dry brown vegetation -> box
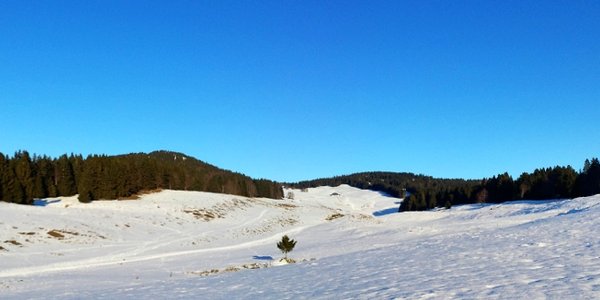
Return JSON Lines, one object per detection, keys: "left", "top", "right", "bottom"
{"left": 326, "top": 213, "right": 345, "bottom": 221}
{"left": 5, "top": 240, "right": 21, "bottom": 246}
{"left": 47, "top": 230, "right": 65, "bottom": 239}
{"left": 277, "top": 203, "right": 298, "bottom": 210}
{"left": 183, "top": 208, "right": 218, "bottom": 221}
{"left": 189, "top": 263, "right": 270, "bottom": 277}
{"left": 184, "top": 198, "right": 252, "bottom": 221}
{"left": 4, "top": 240, "right": 22, "bottom": 246}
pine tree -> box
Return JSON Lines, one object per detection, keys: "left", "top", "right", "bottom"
{"left": 56, "top": 155, "right": 77, "bottom": 196}
{"left": 77, "top": 156, "right": 97, "bottom": 203}
{"left": 77, "top": 170, "right": 93, "bottom": 203}
{"left": 14, "top": 151, "right": 35, "bottom": 203}
{"left": 3, "top": 165, "right": 26, "bottom": 204}
{"left": 277, "top": 235, "right": 297, "bottom": 260}
{"left": 583, "top": 159, "right": 592, "bottom": 173}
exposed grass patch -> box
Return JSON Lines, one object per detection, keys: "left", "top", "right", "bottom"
{"left": 183, "top": 209, "right": 218, "bottom": 221}
{"left": 188, "top": 259, "right": 315, "bottom": 277}
{"left": 183, "top": 198, "right": 251, "bottom": 221}
{"left": 326, "top": 213, "right": 345, "bottom": 221}
{"left": 47, "top": 229, "right": 80, "bottom": 238}
{"left": 277, "top": 203, "right": 298, "bottom": 210}
{"left": 4, "top": 240, "right": 22, "bottom": 246}
{"left": 189, "top": 263, "right": 270, "bottom": 277}
{"left": 47, "top": 230, "right": 65, "bottom": 239}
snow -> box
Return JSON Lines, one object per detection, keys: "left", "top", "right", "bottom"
{"left": 1, "top": 185, "right": 600, "bottom": 299}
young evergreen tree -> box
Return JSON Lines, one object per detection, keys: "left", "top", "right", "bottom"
{"left": 277, "top": 235, "right": 297, "bottom": 259}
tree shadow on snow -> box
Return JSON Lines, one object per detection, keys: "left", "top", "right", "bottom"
{"left": 372, "top": 207, "right": 398, "bottom": 217}
{"left": 33, "top": 199, "right": 62, "bottom": 206}
{"left": 252, "top": 255, "right": 273, "bottom": 261}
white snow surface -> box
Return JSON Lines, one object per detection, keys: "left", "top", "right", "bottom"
{"left": 1, "top": 185, "right": 600, "bottom": 299}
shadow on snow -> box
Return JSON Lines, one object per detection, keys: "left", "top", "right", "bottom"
{"left": 252, "top": 255, "right": 273, "bottom": 261}
{"left": 33, "top": 199, "right": 62, "bottom": 207}
{"left": 372, "top": 207, "right": 399, "bottom": 217}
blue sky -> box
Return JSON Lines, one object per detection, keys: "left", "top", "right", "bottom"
{"left": 1, "top": 1, "right": 599, "bottom": 182}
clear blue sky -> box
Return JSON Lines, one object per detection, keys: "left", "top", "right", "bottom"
{"left": 1, "top": 1, "right": 599, "bottom": 182}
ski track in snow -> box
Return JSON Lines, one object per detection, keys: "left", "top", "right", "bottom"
{"left": 1, "top": 185, "right": 600, "bottom": 299}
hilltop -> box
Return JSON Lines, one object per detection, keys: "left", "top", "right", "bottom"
{"left": 0, "top": 150, "right": 282, "bottom": 205}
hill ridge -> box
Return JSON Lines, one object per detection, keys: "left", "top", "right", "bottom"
{"left": 0, "top": 150, "right": 283, "bottom": 205}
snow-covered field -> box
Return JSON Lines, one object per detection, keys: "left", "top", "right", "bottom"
{"left": 1, "top": 185, "right": 599, "bottom": 299}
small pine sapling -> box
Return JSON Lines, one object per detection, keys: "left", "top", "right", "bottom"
{"left": 277, "top": 235, "right": 297, "bottom": 260}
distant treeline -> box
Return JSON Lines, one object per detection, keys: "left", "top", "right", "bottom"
{"left": 0, "top": 150, "right": 283, "bottom": 204}
{"left": 291, "top": 158, "right": 600, "bottom": 212}
{"left": 292, "top": 171, "right": 477, "bottom": 199}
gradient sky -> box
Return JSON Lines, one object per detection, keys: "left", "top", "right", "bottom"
{"left": 1, "top": 1, "right": 599, "bottom": 182}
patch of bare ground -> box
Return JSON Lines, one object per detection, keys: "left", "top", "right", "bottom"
{"left": 189, "top": 263, "right": 269, "bottom": 277}
{"left": 190, "top": 269, "right": 220, "bottom": 276}
{"left": 47, "top": 230, "right": 65, "bottom": 239}
{"left": 4, "top": 240, "right": 22, "bottom": 246}
{"left": 47, "top": 229, "right": 79, "bottom": 239}
{"left": 280, "top": 217, "right": 298, "bottom": 226}
{"left": 189, "top": 258, "right": 316, "bottom": 277}
{"left": 0, "top": 246, "right": 6, "bottom": 251}
{"left": 183, "top": 208, "right": 218, "bottom": 221}
{"left": 46, "top": 229, "right": 105, "bottom": 243}
{"left": 18, "top": 232, "right": 36, "bottom": 236}
{"left": 184, "top": 198, "right": 252, "bottom": 221}
{"left": 350, "top": 213, "right": 381, "bottom": 224}
{"left": 277, "top": 203, "right": 298, "bottom": 210}
{"left": 326, "top": 213, "right": 345, "bottom": 221}
{"left": 242, "top": 217, "right": 299, "bottom": 235}
{"left": 353, "top": 214, "right": 375, "bottom": 220}
{"left": 87, "top": 230, "right": 107, "bottom": 239}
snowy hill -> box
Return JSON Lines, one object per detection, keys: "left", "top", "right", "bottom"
{"left": 1, "top": 185, "right": 600, "bottom": 299}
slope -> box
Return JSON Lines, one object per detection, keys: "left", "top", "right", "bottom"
{"left": 1, "top": 186, "right": 599, "bottom": 298}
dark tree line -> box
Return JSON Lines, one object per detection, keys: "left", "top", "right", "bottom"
{"left": 0, "top": 150, "right": 283, "bottom": 204}
{"left": 290, "top": 159, "right": 600, "bottom": 212}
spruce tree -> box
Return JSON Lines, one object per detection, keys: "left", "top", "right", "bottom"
{"left": 276, "top": 235, "right": 297, "bottom": 260}
{"left": 56, "top": 155, "right": 77, "bottom": 196}
{"left": 14, "top": 151, "right": 35, "bottom": 202}
{"left": 77, "top": 157, "right": 96, "bottom": 203}
{"left": 3, "top": 166, "right": 26, "bottom": 204}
